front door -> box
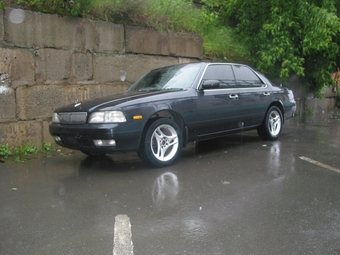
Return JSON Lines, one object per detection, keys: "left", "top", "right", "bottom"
{"left": 195, "top": 64, "right": 242, "bottom": 137}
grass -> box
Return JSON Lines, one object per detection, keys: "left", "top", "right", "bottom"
{"left": 0, "top": 142, "right": 74, "bottom": 163}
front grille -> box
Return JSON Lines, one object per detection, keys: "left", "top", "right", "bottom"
{"left": 58, "top": 112, "right": 87, "bottom": 124}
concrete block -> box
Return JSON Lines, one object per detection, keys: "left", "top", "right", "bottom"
{"left": 71, "top": 52, "right": 93, "bottom": 82}
{"left": 305, "top": 97, "right": 337, "bottom": 113}
{"left": 16, "top": 85, "right": 78, "bottom": 120}
{"left": 4, "top": 9, "right": 124, "bottom": 52}
{"left": 0, "top": 121, "right": 42, "bottom": 148}
{"left": 87, "top": 20, "right": 125, "bottom": 53}
{"left": 0, "top": 10, "right": 4, "bottom": 44}
{"left": 5, "top": 9, "right": 78, "bottom": 49}
{"left": 169, "top": 32, "right": 203, "bottom": 59}
{"left": 0, "top": 48, "right": 35, "bottom": 88}
{"left": 126, "top": 27, "right": 169, "bottom": 56}
{"left": 126, "top": 26, "right": 202, "bottom": 59}
{"left": 178, "top": 58, "right": 200, "bottom": 64}
{"left": 42, "top": 120, "right": 54, "bottom": 144}
{"left": 0, "top": 86, "right": 16, "bottom": 122}
{"left": 93, "top": 53, "right": 179, "bottom": 83}
{"left": 84, "top": 84, "right": 131, "bottom": 99}
{"left": 36, "top": 48, "right": 71, "bottom": 83}
{"left": 72, "top": 84, "right": 130, "bottom": 102}
{"left": 16, "top": 84, "right": 131, "bottom": 120}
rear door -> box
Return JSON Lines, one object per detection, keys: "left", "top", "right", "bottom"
{"left": 232, "top": 65, "right": 273, "bottom": 127}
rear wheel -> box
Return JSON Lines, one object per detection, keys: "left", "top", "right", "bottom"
{"left": 138, "top": 118, "right": 182, "bottom": 168}
{"left": 257, "top": 106, "right": 283, "bottom": 141}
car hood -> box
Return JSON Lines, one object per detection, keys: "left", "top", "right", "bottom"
{"left": 55, "top": 90, "right": 179, "bottom": 112}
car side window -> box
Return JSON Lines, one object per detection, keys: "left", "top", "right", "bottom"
{"left": 232, "top": 65, "right": 264, "bottom": 87}
{"left": 203, "top": 65, "right": 236, "bottom": 88}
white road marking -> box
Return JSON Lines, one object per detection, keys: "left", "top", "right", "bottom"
{"left": 299, "top": 156, "right": 340, "bottom": 174}
{"left": 113, "top": 214, "right": 134, "bottom": 255}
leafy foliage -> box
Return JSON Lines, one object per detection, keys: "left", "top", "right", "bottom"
{"left": 41, "top": 142, "right": 52, "bottom": 152}
{"left": 14, "top": 144, "right": 38, "bottom": 155}
{"left": 203, "top": 0, "right": 340, "bottom": 94}
{"left": 0, "top": 143, "right": 13, "bottom": 158}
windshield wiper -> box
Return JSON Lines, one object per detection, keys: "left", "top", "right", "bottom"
{"left": 138, "top": 88, "right": 161, "bottom": 92}
{"left": 163, "top": 88, "right": 184, "bottom": 90}
{"left": 138, "top": 88, "right": 184, "bottom": 92}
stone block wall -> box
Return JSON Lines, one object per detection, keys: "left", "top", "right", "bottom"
{"left": 282, "top": 75, "right": 338, "bottom": 116}
{"left": 0, "top": 9, "right": 203, "bottom": 148}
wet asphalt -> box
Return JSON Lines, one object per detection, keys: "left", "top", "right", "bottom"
{"left": 1, "top": 115, "right": 340, "bottom": 255}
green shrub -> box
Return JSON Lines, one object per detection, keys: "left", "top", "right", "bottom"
{"left": 14, "top": 144, "right": 38, "bottom": 156}
{"left": 0, "top": 144, "right": 13, "bottom": 158}
{"left": 41, "top": 142, "right": 52, "bottom": 152}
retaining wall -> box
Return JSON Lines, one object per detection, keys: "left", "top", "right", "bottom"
{"left": 0, "top": 9, "right": 202, "bottom": 148}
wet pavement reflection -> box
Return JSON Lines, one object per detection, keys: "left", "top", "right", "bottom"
{"left": 1, "top": 115, "right": 340, "bottom": 255}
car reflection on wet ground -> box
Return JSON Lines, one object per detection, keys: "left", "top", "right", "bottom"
{"left": 1, "top": 114, "right": 340, "bottom": 255}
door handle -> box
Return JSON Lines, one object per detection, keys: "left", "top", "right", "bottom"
{"left": 263, "top": 92, "right": 271, "bottom": 96}
{"left": 229, "top": 94, "right": 239, "bottom": 99}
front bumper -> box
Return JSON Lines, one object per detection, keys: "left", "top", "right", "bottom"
{"left": 49, "top": 122, "right": 143, "bottom": 153}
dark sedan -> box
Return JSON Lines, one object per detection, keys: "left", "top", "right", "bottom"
{"left": 50, "top": 62, "right": 296, "bottom": 167}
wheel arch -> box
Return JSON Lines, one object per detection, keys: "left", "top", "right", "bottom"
{"left": 142, "top": 109, "right": 187, "bottom": 147}
{"left": 267, "top": 100, "right": 284, "bottom": 123}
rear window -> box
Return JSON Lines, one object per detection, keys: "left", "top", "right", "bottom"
{"left": 233, "top": 65, "right": 264, "bottom": 87}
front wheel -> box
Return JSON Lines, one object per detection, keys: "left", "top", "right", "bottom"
{"left": 257, "top": 106, "right": 283, "bottom": 141}
{"left": 138, "top": 118, "right": 182, "bottom": 168}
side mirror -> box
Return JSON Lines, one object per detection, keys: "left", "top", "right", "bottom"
{"left": 201, "top": 80, "right": 220, "bottom": 90}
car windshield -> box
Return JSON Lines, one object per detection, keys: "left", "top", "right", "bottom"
{"left": 128, "top": 63, "right": 203, "bottom": 92}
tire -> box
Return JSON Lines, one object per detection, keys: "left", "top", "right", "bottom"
{"left": 81, "top": 150, "right": 106, "bottom": 157}
{"left": 257, "top": 106, "right": 283, "bottom": 141}
{"left": 138, "top": 118, "right": 182, "bottom": 168}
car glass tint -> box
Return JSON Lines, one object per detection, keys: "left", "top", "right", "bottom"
{"left": 203, "top": 65, "right": 236, "bottom": 88}
{"left": 233, "top": 65, "right": 264, "bottom": 87}
{"left": 129, "top": 64, "right": 202, "bottom": 92}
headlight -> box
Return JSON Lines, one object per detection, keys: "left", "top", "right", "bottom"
{"left": 52, "top": 113, "right": 60, "bottom": 123}
{"left": 89, "top": 111, "right": 127, "bottom": 123}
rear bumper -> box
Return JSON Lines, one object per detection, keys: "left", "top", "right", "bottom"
{"left": 285, "top": 101, "right": 296, "bottom": 120}
{"left": 49, "top": 122, "right": 143, "bottom": 153}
